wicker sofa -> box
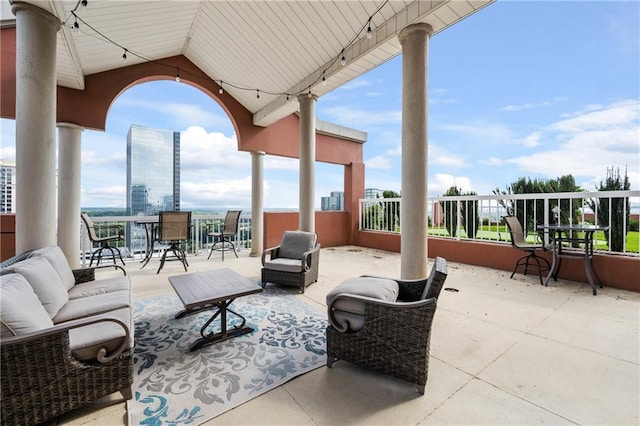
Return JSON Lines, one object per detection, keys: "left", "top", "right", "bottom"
{"left": 0, "top": 246, "right": 134, "bottom": 425}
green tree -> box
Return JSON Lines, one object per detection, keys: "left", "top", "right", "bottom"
{"left": 494, "top": 175, "right": 582, "bottom": 235}
{"left": 382, "top": 190, "right": 400, "bottom": 232}
{"left": 440, "top": 187, "right": 479, "bottom": 238}
{"left": 588, "top": 167, "right": 631, "bottom": 252}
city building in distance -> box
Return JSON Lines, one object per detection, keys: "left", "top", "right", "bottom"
{"left": 0, "top": 160, "right": 16, "bottom": 213}
{"left": 126, "top": 124, "right": 181, "bottom": 216}
{"left": 321, "top": 191, "right": 344, "bottom": 211}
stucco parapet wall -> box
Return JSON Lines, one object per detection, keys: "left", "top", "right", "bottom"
{"left": 308, "top": 114, "right": 367, "bottom": 144}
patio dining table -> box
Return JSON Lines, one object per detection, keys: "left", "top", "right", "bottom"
{"left": 537, "top": 223, "right": 610, "bottom": 295}
{"left": 134, "top": 216, "right": 159, "bottom": 268}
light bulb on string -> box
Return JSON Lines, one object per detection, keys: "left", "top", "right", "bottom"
{"left": 72, "top": 18, "right": 79, "bottom": 31}
{"left": 256, "top": 89, "right": 260, "bottom": 99}
{"left": 307, "top": 88, "right": 312, "bottom": 98}
{"left": 366, "top": 18, "right": 372, "bottom": 39}
{"left": 122, "top": 49, "right": 127, "bottom": 63}
{"left": 218, "top": 82, "right": 224, "bottom": 95}
{"left": 340, "top": 50, "right": 346, "bottom": 66}
{"left": 175, "top": 68, "right": 181, "bottom": 82}
{"left": 322, "top": 72, "right": 326, "bottom": 85}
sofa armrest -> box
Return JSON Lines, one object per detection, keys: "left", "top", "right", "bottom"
{"left": 2, "top": 315, "right": 131, "bottom": 363}
{"left": 72, "top": 264, "right": 127, "bottom": 284}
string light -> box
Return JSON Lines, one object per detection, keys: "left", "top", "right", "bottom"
{"left": 64, "top": 0, "right": 389, "bottom": 100}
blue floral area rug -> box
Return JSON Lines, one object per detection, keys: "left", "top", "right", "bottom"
{"left": 128, "top": 287, "right": 327, "bottom": 425}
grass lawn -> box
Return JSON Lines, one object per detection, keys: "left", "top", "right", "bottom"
{"left": 427, "top": 225, "right": 639, "bottom": 254}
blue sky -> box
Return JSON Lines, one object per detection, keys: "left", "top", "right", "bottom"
{"left": 1, "top": 1, "right": 639, "bottom": 209}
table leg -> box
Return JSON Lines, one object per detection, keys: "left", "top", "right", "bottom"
{"left": 188, "top": 299, "right": 254, "bottom": 351}
{"left": 544, "top": 232, "right": 560, "bottom": 286}
{"left": 583, "top": 231, "right": 602, "bottom": 296}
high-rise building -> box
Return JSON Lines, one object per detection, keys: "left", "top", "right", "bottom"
{"left": 126, "top": 124, "right": 181, "bottom": 216}
{"left": 364, "top": 188, "right": 384, "bottom": 199}
{"left": 321, "top": 191, "right": 344, "bottom": 211}
{"left": 0, "top": 160, "right": 16, "bottom": 213}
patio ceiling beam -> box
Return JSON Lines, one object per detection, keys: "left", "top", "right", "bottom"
{"left": 253, "top": 0, "right": 490, "bottom": 128}
{"left": 49, "top": 0, "right": 84, "bottom": 90}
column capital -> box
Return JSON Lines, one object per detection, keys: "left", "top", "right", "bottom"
{"left": 11, "top": 1, "right": 61, "bottom": 29}
{"left": 251, "top": 150, "right": 266, "bottom": 157}
{"left": 398, "top": 23, "right": 433, "bottom": 45}
{"left": 57, "top": 122, "right": 85, "bottom": 131}
{"left": 297, "top": 93, "right": 318, "bottom": 103}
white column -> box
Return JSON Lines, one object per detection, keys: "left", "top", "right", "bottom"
{"left": 57, "top": 123, "right": 83, "bottom": 268}
{"left": 250, "top": 151, "right": 265, "bottom": 257}
{"left": 297, "top": 94, "right": 317, "bottom": 232}
{"left": 398, "top": 23, "right": 433, "bottom": 279}
{"left": 12, "top": 2, "right": 60, "bottom": 253}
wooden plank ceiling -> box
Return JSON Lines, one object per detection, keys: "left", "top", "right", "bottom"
{"left": 6, "top": 0, "right": 494, "bottom": 126}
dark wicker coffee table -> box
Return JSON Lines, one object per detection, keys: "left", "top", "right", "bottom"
{"left": 169, "top": 268, "right": 262, "bottom": 351}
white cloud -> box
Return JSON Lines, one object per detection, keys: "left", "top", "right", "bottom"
{"left": 478, "top": 157, "right": 504, "bottom": 166}
{"left": 117, "top": 99, "right": 230, "bottom": 128}
{"left": 81, "top": 185, "right": 126, "bottom": 207}
{"left": 321, "top": 106, "right": 401, "bottom": 128}
{"left": 428, "top": 174, "right": 474, "bottom": 196}
{"left": 502, "top": 97, "right": 567, "bottom": 112}
{"left": 505, "top": 99, "right": 640, "bottom": 189}
{"left": 366, "top": 155, "right": 391, "bottom": 169}
{"left": 180, "top": 126, "right": 249, "bottom": 175}
{"left": 521, "top": 132, "right": 542, "bottom": 148}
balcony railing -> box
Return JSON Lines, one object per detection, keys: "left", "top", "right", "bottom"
{"left": 359, "top": 190, "right": 640, "bottom": 256}
{"left": 79, "top": 213, "right": 252, "bottom": 266}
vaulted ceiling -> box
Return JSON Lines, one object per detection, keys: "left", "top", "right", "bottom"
{"left": 3, "top": 0, "right": 494, "bottom": 126}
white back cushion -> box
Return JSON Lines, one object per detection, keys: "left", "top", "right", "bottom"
{"left": 31, "top": 246, "right": 75, "bottom": 290}
{"left": 5, "top": 256, "right": 69, "bottom": 318}
{"left": 1, "top": 273, "right": 54, "bottom": 338}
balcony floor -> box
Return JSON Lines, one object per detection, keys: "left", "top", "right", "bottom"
{"left": 57, "top": 246, "right": 639, "bottom": 425}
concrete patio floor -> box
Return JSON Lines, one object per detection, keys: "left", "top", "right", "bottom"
{"left": 57, "top": 246, "right": 640, "bottom": 425}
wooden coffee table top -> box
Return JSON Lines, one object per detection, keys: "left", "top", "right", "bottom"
{"left": 169, "top": 268, "right": 262, "bottom": 310}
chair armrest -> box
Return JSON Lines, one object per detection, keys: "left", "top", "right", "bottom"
{"left": 360, "top": 275, "right": 428, "bottom": 302}
{"left": 300, "top": 244, "right": 320, "bottom": 270}
{"left": 72, "top": 264, "right": 126, "bottom": 284}
{"left": 327, "top": 293, "right": 436, "bottom": 333}
{"left": 261, "top": 245, "right": 281, "bottom": 266}
{"left": 1, "top": 316, "right": 131, "bottom": 363}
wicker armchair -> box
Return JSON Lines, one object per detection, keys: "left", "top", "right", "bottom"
{"left": 261, "top": 230, "right": 320, "bottom": 293}
{"left": 326, "top": 257, "right": 448, "bottom": 394}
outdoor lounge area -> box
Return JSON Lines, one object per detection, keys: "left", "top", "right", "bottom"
{"left": 52, "top": 245, "right": 639, "bottom": 425}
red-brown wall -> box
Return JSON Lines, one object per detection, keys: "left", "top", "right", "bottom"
{"left": 263, "top": 211, "right": 350, "bottom": 249}
{"left": 356, "top": 230, "right": 640, "bottom": 293}
{"left": 0, "top": 214, "right": 16, "bottom": 262}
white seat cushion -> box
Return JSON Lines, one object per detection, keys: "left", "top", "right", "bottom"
{"left": 264, "top": 258, "right": 304, "bottom": 273}
{"left": 0, "top": 273, "right": 53, "bottom": 338}
{"left": 68, "top": 276, "right": 131, "bottom": 299}
{"left": 53, "top": 290, "right": 131, "bottom": 324}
